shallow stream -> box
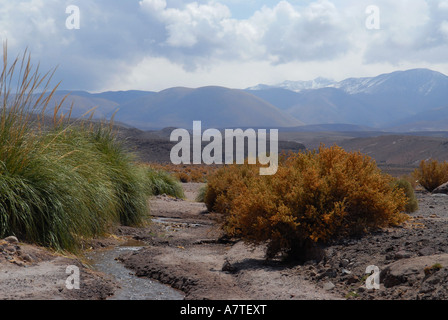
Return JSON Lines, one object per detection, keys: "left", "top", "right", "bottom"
{"left": 86, "top": 240, "right": 185, "bottom": 300}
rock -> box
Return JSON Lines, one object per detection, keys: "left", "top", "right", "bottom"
{"left": 221, "top": 260, "right": 236, "bottom": 273}
{"left": 381, "top": 254, "right": 448, "bottom": 289}
{"left": 318, "top": 268, "right": 337, "bottom": 279}
{"left": 21, "top": 254, "right": 33, "bottom": 263}
{"left": 419, "top": 267, "right": 448, "bottom": 299}
{"left": 5, "top": 246, "right": 16, "bottom": 254}
{"left": 340, "top": 259, "right": 350, "bottom": 268}
{"left": 341, "top": 268, "right": 352, "bottom": 275}
{"left": 323, "top": 281, "right": 335, "bottom": 291}
{"left": 432, "top": 182, "right": 448, "bottom": 194}
{"left": 418, "top": 247, "right": 436, "bottom": 257}
{"left": 394, "top": 251, "right": 412, "bottom": 260}
{"left": 346, "top": 275, "right": 359, "bottom": 285}
{"left": 4, "top": 236, "right": 18, "bottom": 244}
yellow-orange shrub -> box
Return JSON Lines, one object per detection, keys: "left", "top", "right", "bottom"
{"left": 147, "top": 163, "right": 219, "bottom": 183}
{"left": 413, "top": 159, "right": 448, "bottom": 192}
{"left": 205, "top": 146, "right": 409, "bottom": 259}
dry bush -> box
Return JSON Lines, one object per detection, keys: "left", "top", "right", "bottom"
{"left": 399, "top": 174, "right": 418, "bottom": 190}
{"left": 149, "top": 163, "right": 220, "bottom": 183}
{"left": 413, "top": 159, "right": 448, "bottom": 192}
{"left": 205, "top": 146, "right": 409, "bottom": 259}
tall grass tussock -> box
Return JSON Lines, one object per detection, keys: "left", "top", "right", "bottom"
{"left": 0, "top": 46, "right": 180, "bottom": 252}
{"left": 144, "top": 165, "right": 185, "bottom": 199}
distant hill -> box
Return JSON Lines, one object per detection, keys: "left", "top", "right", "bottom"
{"left": 339, "top": 135, "right": 448, "bottom": 167}
{"left": 114, "top": 86, "right": 304, "bottom": 129}
{"left": 42, "top": 90, "right": 155, "bottom": 121}
{"left": 250, "top": 87, "right": 379, "bottom": 127}
{"left": 36, "top": 68, "right": 448, "bottom": 132}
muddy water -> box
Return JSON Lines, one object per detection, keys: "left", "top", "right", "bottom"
{"left": 86, "top": 240, "right": 185, "bottom": 300}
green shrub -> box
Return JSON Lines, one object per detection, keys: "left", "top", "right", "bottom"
{"left": 145, "top": 166, "right": 185, "bottom": 199}
{"left": 195, "top": 184, "right": 207, "bottom": 203}
{"left": 392, "top": 178, "right": 419, "bottom": 213}
{"left": 205, "top": 146, "right": 409, "bottom": 259}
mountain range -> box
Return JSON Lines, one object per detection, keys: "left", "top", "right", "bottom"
{"left": 44, "top": 68, "right": 448, "bottom": 131}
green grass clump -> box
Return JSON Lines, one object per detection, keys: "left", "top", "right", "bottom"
{"left": 195, "top": 184, "right": 207, "bottom": 203}
{"left": 392, "top": 178, "right": 419, "bottom": 213}
{"left": 145, "top": 166, "right": 185, "bottom": 199}
{"left": 0, "top": 45, "right": 152, "bottom": 251}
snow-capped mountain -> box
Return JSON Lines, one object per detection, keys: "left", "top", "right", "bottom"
{"left": 333, "top": 69, "right": 448, "bottom": 95}
{"left": 248, "top": 69, "right": 448, "bottom": 96}
{"left": 247, "top": 69, "right": 448, "bottom": 130}
{"left": 247, "top": 77, "right": 336, "bottom": 92}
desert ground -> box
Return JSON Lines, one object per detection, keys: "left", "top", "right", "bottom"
{"left": 2, "top": 181, "right": 448, "bottom": 301}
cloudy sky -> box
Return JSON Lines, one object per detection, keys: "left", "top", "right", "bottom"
{"left": 2, "top": 0, "right": 448, "bottom": 92}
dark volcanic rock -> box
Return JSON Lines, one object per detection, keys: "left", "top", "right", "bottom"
{"left": 432, "top": 182, "right": 448, "bottom": 194}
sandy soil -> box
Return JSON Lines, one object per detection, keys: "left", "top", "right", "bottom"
{"left": 0, "top": 240, "right": 116, "bottom": 300}
{"left": 2, "top": 182, "right": 448, "bottom": 300}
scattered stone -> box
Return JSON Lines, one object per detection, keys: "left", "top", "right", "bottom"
{"left": 346, "top": 275, "right": 359, "bottom": 285}
{"left": 323, "top": 281, "right": 335, "bottom": 291}
{"left": 4, "top": 236, "right": 18, "bottom": 244}
{"left": 318, "top": 268, "right": 337, "bottom": 279}
{"left": 418, "top": 247, "right": 436, "bottom": 257}
{"left": 394, "top": 251, "right": 412, "bottom": 260}
{"left": 381, "top": 254, "right": 448, "bottom": 290}
{"left": 340, "top": 259, "right": 350, "bottom": 268}
{"left": 5, "top": 246, "right": 16, "bottom": 254}
{"left": 432, "top": 182, "right": 448, "bottom": 195}
{"left": 221, "top": 260, "right": 236, "bottom": 273}
{"left": 341, "top": 268, "right": 352, "bottom": 275}
{"left": 21, "top": 254, "right": 33, "bottom": 263}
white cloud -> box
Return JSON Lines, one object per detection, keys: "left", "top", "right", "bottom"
{"left": 440, "top": 21, "right": 448, "bottom": 38}
{"left": 2, "top": 0, "right": 448, "bottom": 92}
{"left": 138, "top": 0, "right": 353, "bottom": 68}
{"left": 358, "top": 0, "right": 448, "bottom": 65}
{"left": 139, "top": 0, "right": 167, "bottom": 12}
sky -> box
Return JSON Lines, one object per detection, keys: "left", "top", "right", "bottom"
{"left": 2, "top": 0, "right": 448, "bottom": 92}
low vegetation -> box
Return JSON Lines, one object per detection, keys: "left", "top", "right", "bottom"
{"left": 149, "top": 163, "right": 220, "bottom": 183}
{"left": 144, "top": 165, "right": 185, "bottom": 199}
{"left": 204, "top": 146, "right": 410, "bottom": 259}
{"left": 391, "top": 178, "right": 419, "bottom": 213}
